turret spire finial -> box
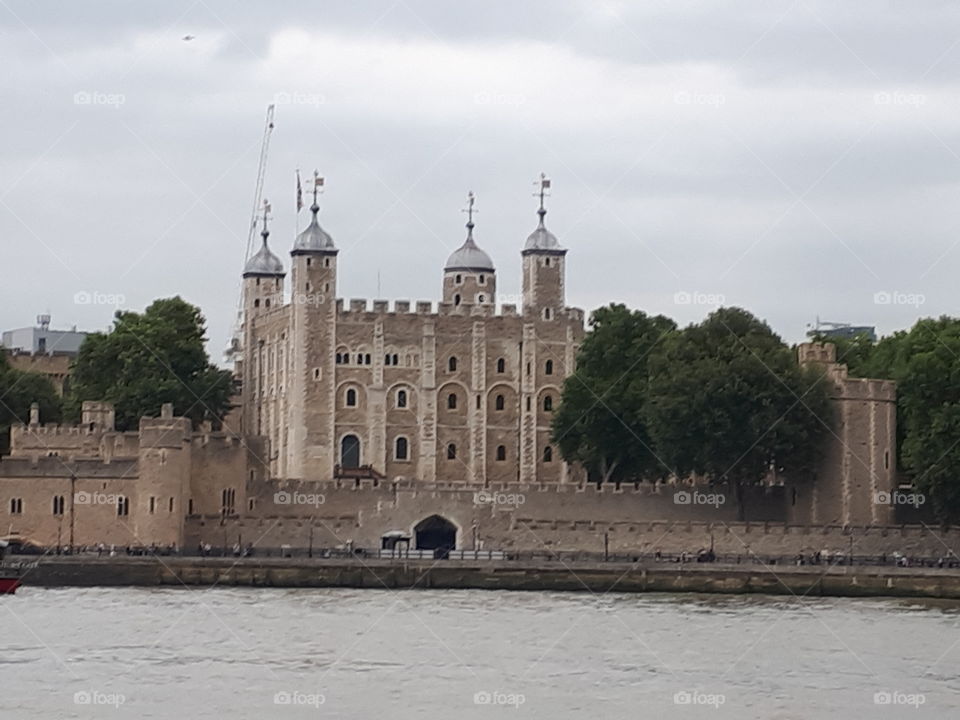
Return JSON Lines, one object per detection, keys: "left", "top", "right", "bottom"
{"left": 462, "top": 191, "right": 477, "bottom": 240}
{"left": 261, "top": 199, "right": 272, "bottom": 239}
{"left": 311, "top": 170, "right": 324, "bottom": 214}
{"left": 534, "top": 173, "right": 551, "bottom": 227}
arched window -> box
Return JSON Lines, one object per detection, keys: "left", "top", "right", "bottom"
{"left": 448, "top": 357, "right": 457, "bottom": 372}
{"left": 455, "top": 274, "right": 462, "bottom": 284}
{"left": 346, "top": 388, "right": 357, "bottom": 407}
{"left": 545, "top": 360, "right": 553, "bottom": 375}
{"left": 336, "top": 353, "right": 342, "bottom": 364}
{"left": 543, "top": 446, "right": 553, "bottom": 463}
{"left": 454, "top": 294, "right": 461, "bottom": 306}
{"left": 395, "top": 436, "right": 409, "bottom": 461}
{"left": 447, "top": 443, "right": 457, "bottom": 459}
{"left": 365, "top": 354, "right": 371, "bottom": 365}
{"left": 253, "top": 299, "right": 260, "bottom": 308}
{"left": 392, "top": 354, "right": 399, "bottom": 365}
{"left": 356, "top": 353, "right": 363, "bottom": 364}
{"left": 479, "top": 273, "right": 486, "bottom": 284}
{"left": 117, "top": 495, "right": 130, "bottom": 516}
{"left": 495, "top": 394, "right": 505, "bottom": 411}
{"left": 384, "top": 353, "right": 391, "bottom": 366}
{"left": 543, "top": 395, "right": 553, "bottom": 411}
{"left": 447, "top": 393, "right": 457, "bottom": 409}
{"left": 496, "top": 445, "right": 506, "bottom": 461}
{"left": 397, "top": 389, "right": 407, "bottom": 408}
{"left": 496, "top": 358, "right": 505, "bottom": 373}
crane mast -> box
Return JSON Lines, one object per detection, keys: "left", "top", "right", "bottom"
{"left": 224, "top": 104, "right": 276, "bottom": 368}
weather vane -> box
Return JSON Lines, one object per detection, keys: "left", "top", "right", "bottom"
{"left": 534, "top": 172, "right": 551, "bottom": 212}
{"left": 462, "top": 191, "right": 477, "bottom": 231}
{"left": 261, "top": 198, "right": 272, "bottom": 234}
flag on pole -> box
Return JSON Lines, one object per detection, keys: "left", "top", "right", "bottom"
{"left": 542, "top": 178, "right": 551, "bottom": 189}
{"left": 316, "top": 175, "right": 324, "bottom": 188}
{"left": 296, "top": 170, "right": 303, "bottom": 212}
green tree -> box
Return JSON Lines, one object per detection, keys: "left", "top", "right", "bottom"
{"left": 551, "top": 304, "right": 677, "bottom": 483}
{"left": 0, "top": 353, "right": 62, "bottom": 454}
{"left": 65, "top": 297, "right": 232, "bottom": 430}
{"left": 867, "top": 317, "right": 960, "bottom": 521}
{"left": 646, "top": 308, "right": 832, "bottom": 507}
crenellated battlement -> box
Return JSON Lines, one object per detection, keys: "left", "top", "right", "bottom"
{"left": 329, "top": 297, "right": 582, "bottom": 321}
{"left": 835, "top": 376, "right": 897, "bottom": 402}
{"left": 798, "top": 341, "right": 837, "bottom": 366}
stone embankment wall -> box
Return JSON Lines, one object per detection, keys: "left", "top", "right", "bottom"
{"left": 23, "top": 557, "right": 960, "bottom": 600}
{"left": 186, "top": 481, "right": 957, "bottom": 558}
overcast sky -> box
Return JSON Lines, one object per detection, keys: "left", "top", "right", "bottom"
{"left": 3, "top": 1, "right": 959, "bottom": 360}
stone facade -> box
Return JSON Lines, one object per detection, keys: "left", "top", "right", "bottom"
{"left": 240, "top": 194, "right": 585, "bottom": 486}
{"left": 795, "top": 342, "right": 898, "bottom": 527}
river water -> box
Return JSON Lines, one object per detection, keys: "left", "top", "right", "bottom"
{"left": 3, "top": 586, "right": 959, "bottom": 718}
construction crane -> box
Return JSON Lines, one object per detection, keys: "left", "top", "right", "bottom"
{"left": 224, "top": 104, "right": 276, "bottom": 367}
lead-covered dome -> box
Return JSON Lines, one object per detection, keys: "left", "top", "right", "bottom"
{"left": 523, "top": 207, "right": 564, "bottom": 252}
{"left": 243, "top": 233, "right": 284, "bottom": 276}
{"left": 292, "top": 204, "right": 336, "bottom": 254}
{"left": 445, "top": 236, "right": 495, "bottom": 272}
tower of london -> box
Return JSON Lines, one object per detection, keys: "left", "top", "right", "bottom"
{"left": 240, "top": 178, "right": 586, "bottom": 485}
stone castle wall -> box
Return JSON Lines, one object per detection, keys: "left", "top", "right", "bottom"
{"left": 0, "top": 403, "right": 257, "bottom": 549}
{"left": 4, "top": 350, "right": 73, "bottom": 395}
{"left": 184, "top": 481, "right": 958, "bottom": 559}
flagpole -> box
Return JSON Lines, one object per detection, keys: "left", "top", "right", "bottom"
{"left": 295, "top": 168, "right": 303, "bottom": 234}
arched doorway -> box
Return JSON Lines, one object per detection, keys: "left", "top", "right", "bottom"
{"left": 414, "top": 515, "right": 457, "bottom": 559}
{"left": 341, "top": 434, "right": 360, "bottom": 468}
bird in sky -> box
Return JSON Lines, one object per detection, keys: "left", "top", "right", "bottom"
{"left": 182, "top": 35, "right": 195, "bottom": 41}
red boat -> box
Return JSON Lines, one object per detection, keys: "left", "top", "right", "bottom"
{"left": 0, "top": 540, "right": 22, "bottom": 595}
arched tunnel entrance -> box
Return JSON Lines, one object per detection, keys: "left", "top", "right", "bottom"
{"left": 414, "top": 515, "right": 457, "bottom": 559}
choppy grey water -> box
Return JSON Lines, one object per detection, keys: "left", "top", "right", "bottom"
{"left": 3, "top": 586, "right": 959, "bottom": 719}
